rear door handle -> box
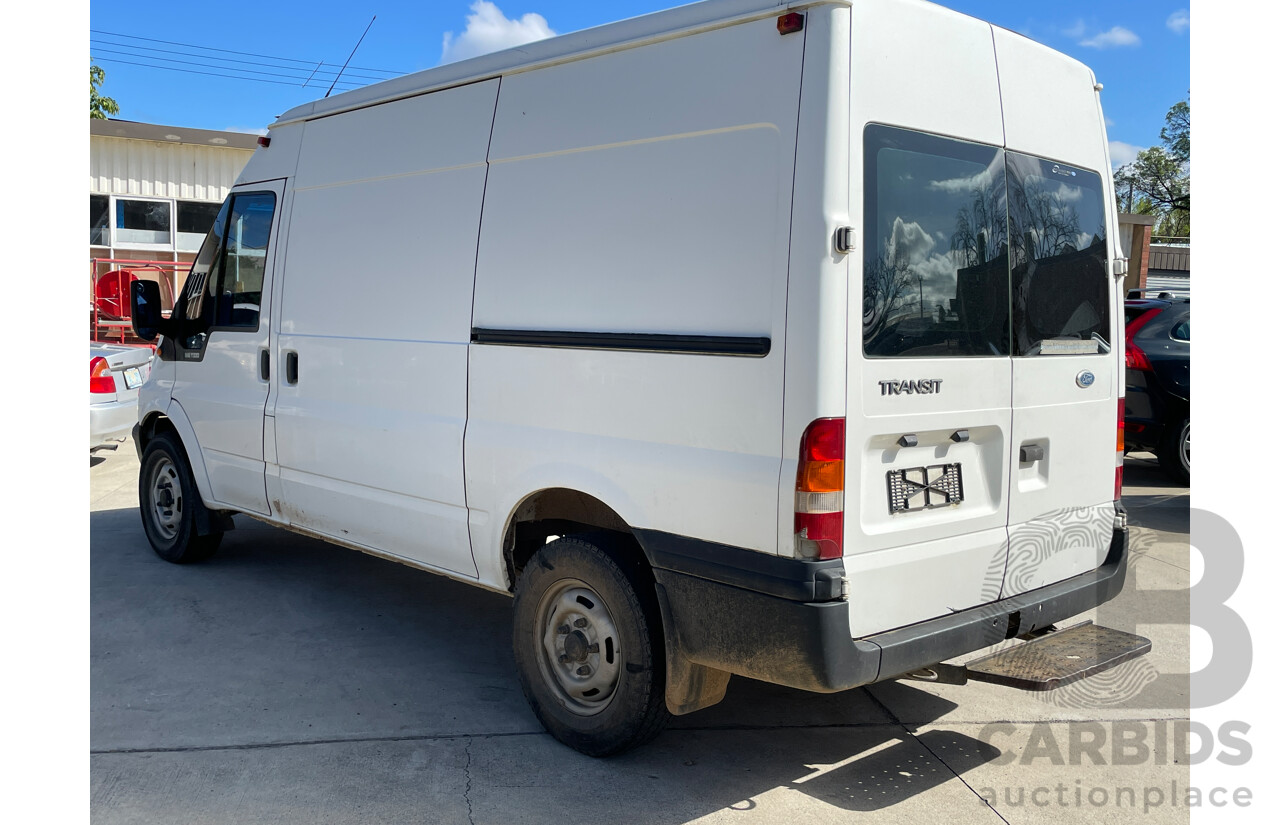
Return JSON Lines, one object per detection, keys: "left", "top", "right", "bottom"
{"left": 285, "top": 351, "right": 299, "bottom": 385}
{"left": 1020, "top": 444, "right": 1045, "bottom": 462}
{"left": 259, "top": 349, "right": 270, "bottom": 380}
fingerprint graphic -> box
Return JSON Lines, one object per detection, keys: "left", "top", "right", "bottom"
{"left": 1038, "top": 657, "right": 1161, "bottom": 708}
{"left": 1005, "top": 507, "right": 1112, "bottom": 593}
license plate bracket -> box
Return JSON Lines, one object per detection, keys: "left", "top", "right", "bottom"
{"left": 123, "top": 367, "right": 143, "bottom": 390}
{"left": 887, "top": 463, "right": 963, "bottom": 513}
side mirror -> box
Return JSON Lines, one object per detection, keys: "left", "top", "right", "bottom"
{"left": 130, "top": 280, "right": 167, "bottom": 341}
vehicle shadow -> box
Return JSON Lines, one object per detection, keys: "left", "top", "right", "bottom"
{"left": 91, "top": 508, "right": 1002, "bottom": 819}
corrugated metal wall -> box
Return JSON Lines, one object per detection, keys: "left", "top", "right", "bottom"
{"left": 89, "top": 136, "right": 253, "bottom": 201}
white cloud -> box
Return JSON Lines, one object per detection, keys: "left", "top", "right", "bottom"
{"left": 1167, "top": 10, "right": 1190, "bottom": 34}
{"left": 440, "top": 2, "right": 556, "bottom": 65}
{"left": 928, "top": 168, "right": 995, "bottom": 195}
{"left": 1080, "top": 26, "right": 1140, "bottom": 49}
{"left": 1063, "top": 19, "right": 1087, "bottom": 39}
{"left": 887, "top": 218, "right": 937, "bottom": 266}
{"left": 1109, "top": 141, "right": 1143, "bottom": 168}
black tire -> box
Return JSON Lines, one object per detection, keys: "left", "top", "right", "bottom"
{"left": 512, "top": 535, "right": 670, "bottom": 756}
{"left": 138, "top": 431, "right": 223, "bottom": 563}
{"left": 1159, "top": 418, "right": 1190, "bottom": 485}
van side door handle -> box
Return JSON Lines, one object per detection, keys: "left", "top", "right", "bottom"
{"left": 259, "top": 349, "right": 270, "bottom": 381}
{"left": 285, "top": 351, "right": 299, "bottom": 384}
{"left": 1019, "top": 444, "right": 1045, "bottom": 462}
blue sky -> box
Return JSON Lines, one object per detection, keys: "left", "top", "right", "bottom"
{"left": 88, "top": 0, "right": 1190, "bottom": 166}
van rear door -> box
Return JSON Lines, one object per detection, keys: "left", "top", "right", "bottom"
{"left": 844, "top": 125, "right": 1014, "bottom": 637}
{"left": 996, "top": 31, "right": 1120, "bottom": 598}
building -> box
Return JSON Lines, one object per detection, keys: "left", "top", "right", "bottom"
{"left": 90, "top": 118, "right": 257, "bottom": 310}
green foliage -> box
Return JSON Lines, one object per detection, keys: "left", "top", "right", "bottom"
{"left": 90, "top": 65, "right": 119, "bottom": 120}
{"left": 1114, "top": 99, "right": 1190, "bottom": 237}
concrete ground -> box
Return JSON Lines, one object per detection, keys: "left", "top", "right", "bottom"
{"left": 91, "top": 440, "right": 1190, "bottom": 824}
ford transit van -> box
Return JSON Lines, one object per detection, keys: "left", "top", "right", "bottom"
{"left": 130, "top": 0, "right": 1149, "bottom": 755}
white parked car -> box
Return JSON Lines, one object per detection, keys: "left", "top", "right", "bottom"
{"left": 89, "top": 343, "right": 152, "bottom": 450}
{"left": 126, "top": 0, "right": 1150, "bottom": 756}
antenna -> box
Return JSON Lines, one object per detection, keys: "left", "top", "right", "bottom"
{"left": 325, "top": 16, "right": 376, "bottom": 98}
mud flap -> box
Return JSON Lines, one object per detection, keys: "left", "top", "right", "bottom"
{"left": 654, "top": 582, "right": 732, "bottom": 715}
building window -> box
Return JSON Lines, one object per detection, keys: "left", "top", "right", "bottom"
{"left": 114, "top": 198, "right": 172, "bottom": 246}
{"left": 91, "top": 195, "right": 110, "bottom": 246}
{"left": 177, "top": 201, "right": 224, "bottom": 253}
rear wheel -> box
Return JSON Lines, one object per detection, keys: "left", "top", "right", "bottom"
{"left": 139, "top": 432, "right": 223, "bottom": 563}
{"left": 1159, "top": 418, "right": 1190, "bottom": 484}
{"left": 512, "top": 535, "right": 670, "bottom": 756}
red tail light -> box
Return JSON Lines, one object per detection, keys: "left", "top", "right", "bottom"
{"left": 90, "top": 356, "right": 116, "bottom": 394}
{"left": 795, "top": 417, "right": 845, "bottom": 560}
{"left": 1125, "top": 342, "right": 1153, "bottom": 372}
{"left": 1115, "top": 397, "right": 1125, "bottom": 500}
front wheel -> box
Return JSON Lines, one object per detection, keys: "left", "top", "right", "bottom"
{"left": 512, "top": 535, "right": 670, "bottom": 756}
{"left": 139, "top": 432, "right": 222, "bottom": 563}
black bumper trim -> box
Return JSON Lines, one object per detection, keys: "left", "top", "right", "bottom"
{"left": 649, "top": 525, "right": 1129, "bottom": 693}
{"left": 634, "top": 529, "right": 846, "bottom": 602}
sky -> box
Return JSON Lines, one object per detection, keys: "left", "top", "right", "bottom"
{"left": 87, "top": 0, "right": 1191, "bottom": 166}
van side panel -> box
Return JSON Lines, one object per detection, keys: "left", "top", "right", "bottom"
{"left": 271, "top": 80, "right": 500, "bottom": 578}
{"left": 467, "top": 17, "right": 805, "bottom": 586}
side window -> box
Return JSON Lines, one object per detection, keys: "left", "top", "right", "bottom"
{"left": 213, "top": 193, "right": 276, "bottom": 329}
{"left": 175, "top": 191, "right": 276, "bottom": 343}
{"left": 1170, "top": 315, "right": 1190, "bottom": 341}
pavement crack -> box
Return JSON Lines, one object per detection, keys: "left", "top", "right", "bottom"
{"left": 463, "top": 737, "right": 476, "bottom": 825}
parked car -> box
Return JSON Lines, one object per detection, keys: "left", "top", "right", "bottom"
{"left": 90, "top": 343, "right": 153, "bottom": 451}
{"left": 1123, "top": 297, "right": 1190, "bottom": 482}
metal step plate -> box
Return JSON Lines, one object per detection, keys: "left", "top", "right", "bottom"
{"left": 964, "top": 622, "right": 1151, "bottom": 692}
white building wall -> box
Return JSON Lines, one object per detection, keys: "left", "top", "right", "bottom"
{"left": 89, "top": 136, "right": 252, "bottom": 201}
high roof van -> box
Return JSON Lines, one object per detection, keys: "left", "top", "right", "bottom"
{"left": 130, "top": 0, "right": 1150, "bottom": 755}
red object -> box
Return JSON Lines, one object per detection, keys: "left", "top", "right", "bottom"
{"left": 1124, "top": 307, "right": 1160, "bottom": 371}
{"left": 94, "top": 269, "right": 137, "bottom": 320}
{"left": 1115, "top": 398, "right": 1125, "bottom": 500}
{"left": 777, "top": 12, "right": 804, "bottom": 35}
{"left": 258, "top": 135, "right": 271, "bottom": 148}
{"left": 795, "top": 417, "right": 845, "bottom": 560}
{"left": 90, "top": 356, "right": 116, "bottom": 394}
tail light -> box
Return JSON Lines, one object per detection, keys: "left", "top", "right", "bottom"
{"left": 1125, "top": 342, "right": 1153, "bottom": 372}
{"left": 1115, "top": 397, "right": 1125, "bottom": 500}
{"left": 795, "top": 417, "right": 844, "bottom": 559}
{"left": 90, "top": 356, "right": 116, "bottom": 394}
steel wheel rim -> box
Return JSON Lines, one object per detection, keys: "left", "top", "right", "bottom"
{"left": 149, "top": 457, "right": 182, "bottom": 541}
{"left": 534, "top": 578, "right": 621, "bottom": 716}
{"left": 1180, "top": 422, "right": 1190, "bottom": 472}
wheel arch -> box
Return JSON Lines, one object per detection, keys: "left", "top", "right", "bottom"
{"left": 137, "top": 402, "right": 216, "bottom": 507}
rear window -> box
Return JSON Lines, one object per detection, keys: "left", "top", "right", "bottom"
{"left": 863, "top": 125, "right": 1111, "bottom": 358}
{"left": 863, "top": 125, "right": 1009, "bottom": 357}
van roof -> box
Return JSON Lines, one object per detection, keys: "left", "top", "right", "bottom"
{"left": 272, "top": 0, "right": 808, "bottom": 127}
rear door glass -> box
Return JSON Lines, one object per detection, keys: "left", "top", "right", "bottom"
{"left": 1007, "top": 153, "right": 1110, "bottom": 355}
{"left": 863, "top": 125, "right": 1009, "bottom": 357}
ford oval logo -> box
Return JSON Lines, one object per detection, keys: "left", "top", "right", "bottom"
{"left": 1076, "top": 370, "right": 1096, "bottom": 388}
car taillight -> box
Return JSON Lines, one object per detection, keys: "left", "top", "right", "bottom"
{"left": 795, "top": 417, "right": 844, "bottom": 560}
{"left": 90, "top": 356, "right": 116, "bottom": 394}
{"left": 1125, "top": 342, "right": 1153, "bottom": 372}
{"left": 1115, "top": 397, "right": 1125, "bottom": 500}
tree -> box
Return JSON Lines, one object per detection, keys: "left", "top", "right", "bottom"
{"left": 1114, "top": 99, "right": 1190, "bottom": 238}
{"left": 90, "top": 65, "right": 119, "bottom": 119}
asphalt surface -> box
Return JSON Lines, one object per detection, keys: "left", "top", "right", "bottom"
{"left": 91, "top": 440, "right": 1190, "bottom": 824}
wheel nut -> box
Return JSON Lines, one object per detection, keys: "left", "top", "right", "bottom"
{"left": 556, "top": 625, "right": 570, "bottom": 635}
{"left": 574, "top": 618, "right": 588, "bottom": 628}
{"left": 588, "top": 643, "right": 599, "bottom": 653}
{"left": 559, "top": 655, "right": 570, "bottom": 664}
{"left": 576, "top": 666, "right": 591, "bottom": 676}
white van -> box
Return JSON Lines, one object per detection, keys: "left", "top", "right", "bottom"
{"left": 129, "top": 0, "right": 1149, "bottom": 755}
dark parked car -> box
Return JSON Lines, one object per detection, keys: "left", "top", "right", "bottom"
{"left": 1123, "top": 296, "right": 1190, "bottom": 482}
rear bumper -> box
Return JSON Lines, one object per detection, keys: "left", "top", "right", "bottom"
{"left": 638, "top": 522, "right": 1129, "bottom": 693}
{"left": 89, "top": 399, "right": 138, "bottom": 450}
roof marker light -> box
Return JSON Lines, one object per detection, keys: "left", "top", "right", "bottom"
{"left": 777, "top": 12, "right": 804, "bottom": 35}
